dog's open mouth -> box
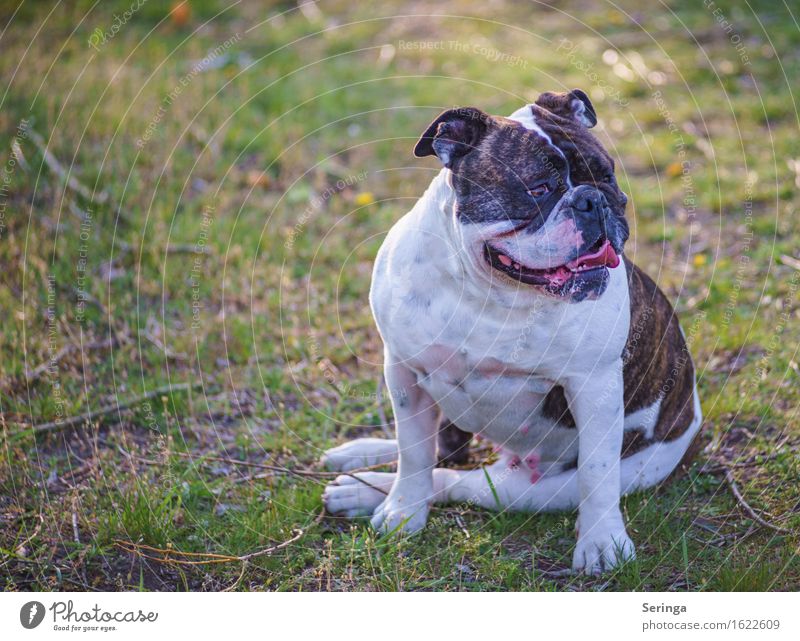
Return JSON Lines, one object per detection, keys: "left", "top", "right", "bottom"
{"left": 484, "top": 238, "right": 620, "bottom": 288}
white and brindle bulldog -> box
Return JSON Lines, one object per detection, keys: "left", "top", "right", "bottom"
{"left": 321, "top": 89, "right": 703, "bottom": 574}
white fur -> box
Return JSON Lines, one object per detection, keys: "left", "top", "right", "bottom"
{"left": 623, "top": 397, "right": 662, "bottom": 439}
{"left": 508, "top": 104, "right": 573, "bottom": 188}
{"left": 508, "top": 104, "right": 554, "bottom": 145}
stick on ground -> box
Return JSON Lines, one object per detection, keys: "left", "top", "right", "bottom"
{"left": 724, "top": 468, "right": 791, "bottom": 535}
{"left": 14, "top": 382, "right": 200, "bottom": 437}
{"left": 1, "top": 337, "right": 115, "bottom": 393}
{"left": 27, "top": 128, "right": 111, "bottom": 207}
{"left": 114, "top": 510, "right": 324, "bottom": 566}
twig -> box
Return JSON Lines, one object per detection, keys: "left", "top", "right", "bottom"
{"left": 238, "top": 521, "right": 314, "bottom": 561}
{"left": 454, "top": 513, "right": 469, "bottom": 539}
{"left": 27, "top": 128, "right": 113, "bottom": 208}
{"left": 169, "top": 451, "right": 390, "bottom": 494}
{"left": 700, "top": 435, "right": 794, "bottom": 474}
{"left": 723, "top": 468, "right": 791, "bottom": 535}
{"left": 72, "top": 285, "right": 108, "bottom": 316}
{"left": 170, "top": 450, "right": 383, "bottom": 477}
{"left": 141, "top": 330, "right": 188, "bottom": 361}
{"left": 779, "top": 254, "right": 800, "bottom": 271}
{"left": 7, "top": 514, "right": 44, "bottom": 560}
{"left": 117, "top": 448, "right": 390, "bottom": 495}
{"left": 298, "top": 0, "right": 323, "bottom": 22}
{"left": 706, "top": 526, "right": 757, "bottom": 548}
{"left": 116, "top": 239, "right": 216, "bottom": 256}
{"left": 68, "top": 495, "right": 89, "bottom": 588}
{"left": 114, "top": 511, "right": 323, "bottom": 566}
{"left": 12, "top": 382, "right": 200, "bottom": 436}
{"left": 71, "top": 511, "right": 80, "bottom": 545}
{"left": 11, "top": 136, "right": 29, "bottom": 171}
{"left": 68, "top": 199, "right": 91, "bottom": 222}
{"left": 222, "top": 561, "right": 248, "bottom": 591}
{"left": 1, "top": 338, "right": 114, "bottom": 392}
{"left": 700, "top": 452, "right": 782, "bottom": 474}
{"left": 232, "top": 472, "right": 271, "bottom": 484}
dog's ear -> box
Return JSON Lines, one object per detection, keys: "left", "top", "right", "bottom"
{"left": 413, "top": 107, "right": 492, "bottom": 168}
{"left": 535, "top": 89, "right": 597, "bottom": 128}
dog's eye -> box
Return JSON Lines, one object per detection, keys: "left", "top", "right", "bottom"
{"left": 603, "top": 174, "right": 615, "bottom": 184}
{"left": 528, "top": 183, "right": 550, "bottom": 198}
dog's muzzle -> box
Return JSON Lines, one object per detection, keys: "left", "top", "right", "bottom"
{"left": 484, "top": 185, "right": 624, "bottom": 301}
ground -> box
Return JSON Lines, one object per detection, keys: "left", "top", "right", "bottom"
{"left": 0, "top": 0, "right": 798, "bottom": 591}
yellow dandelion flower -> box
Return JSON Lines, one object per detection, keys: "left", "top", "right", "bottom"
{"left": 355, "top": 192, "right": 375, "bottom": 206}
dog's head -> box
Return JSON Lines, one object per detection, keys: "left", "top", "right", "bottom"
{"left": 414, "top": 90, "right": 629, "bottom": 302}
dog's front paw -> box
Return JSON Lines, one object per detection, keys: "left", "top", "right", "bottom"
{"left": 572, "top": 520, "right": 635, "bottom": 575}
{"left": 370, "top": 490, "right": 431, "bottom": 536}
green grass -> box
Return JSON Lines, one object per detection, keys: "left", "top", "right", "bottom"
{"left": 1, "top": 0, "right": 798, "bottom": 591}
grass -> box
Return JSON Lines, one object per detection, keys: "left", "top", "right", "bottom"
{"left": 1, "top": 0, "right": 799, "bottom": 591}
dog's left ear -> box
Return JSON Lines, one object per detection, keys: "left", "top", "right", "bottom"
{"left": 535, "top": 89, "right": 597, "bottom": 128}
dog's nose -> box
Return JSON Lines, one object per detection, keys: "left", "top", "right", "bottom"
{"left": 572, "top": 189, "right": 608, "bottom": 217}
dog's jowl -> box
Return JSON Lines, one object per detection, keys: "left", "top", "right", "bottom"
{"left": 321, "top": 89, "right": 702, "bottom": 575}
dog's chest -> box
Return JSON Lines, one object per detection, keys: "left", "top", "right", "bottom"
{"left": 378, "top": 270, "right": 559, "bottom": 437}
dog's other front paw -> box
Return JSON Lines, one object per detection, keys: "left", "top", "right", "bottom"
{"left": 370, "top": 490, "right": 431, "bottom": 536}
{"left": 572, "top": 519, "right": 636, "bottom": 575}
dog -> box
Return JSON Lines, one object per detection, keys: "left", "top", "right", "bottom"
{"left": 320, "top": 89, "right": 702, "bottom": 575}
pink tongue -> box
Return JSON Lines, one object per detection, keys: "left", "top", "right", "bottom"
{"left": 568, "top": 240, "right": 619, "bottom": 270}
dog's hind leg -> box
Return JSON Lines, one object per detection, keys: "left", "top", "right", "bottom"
{"left": 321, "top": 415, "right": 472, "bottom": 472}
{"left": 323, "top": 467, "right": 462, "bottom": 517}
{"left": 438, "top": 395, "right": 702, "bottom": 513}
{"left": 439, "top": 463, "right": 580, "bottom": 512}
{"left": 321, "top": 438, "right": 398, "bottom": 472}
{"left": 322, "top": 462, "right": 572, "bottom": 519}
{"left": 322, "top": 463, "right": 575, "bottom": 521}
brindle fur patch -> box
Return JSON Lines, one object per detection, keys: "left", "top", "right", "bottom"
{"left": 539, "top": 259, "right": 698, "bottom": 460}
{"left": 623, "top": 260, "right": 696, "bottom": 443}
